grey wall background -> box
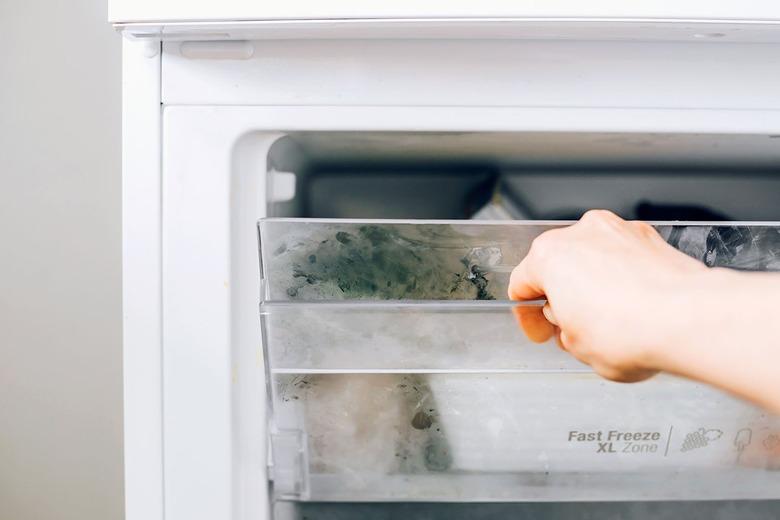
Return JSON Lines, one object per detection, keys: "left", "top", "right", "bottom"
{"left": 0, "top": 0, "right": 123, "bottom": 519}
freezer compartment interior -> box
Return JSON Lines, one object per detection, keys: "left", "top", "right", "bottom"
{"left": 266, "top": 132, "right": 780, "bottom": 221}
{"left": 258, "top": 220, "right": 780, "bottom": 503}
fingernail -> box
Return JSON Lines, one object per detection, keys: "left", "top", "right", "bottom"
{"left": 543, "top": 304, "right": 558, "bottom": 326}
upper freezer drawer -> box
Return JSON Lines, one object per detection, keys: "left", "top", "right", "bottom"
{"left": 258, "top": 220, "right": 780, "bottom": 502}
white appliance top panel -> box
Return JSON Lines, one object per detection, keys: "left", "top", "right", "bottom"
{"left": 120, "top": 20, "right": 780, "bottom": 44}
{"left": 109, "top": 0, "right": 780, "bottom": 24}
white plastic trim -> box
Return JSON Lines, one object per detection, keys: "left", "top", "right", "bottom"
{"left": 122, "top": 38, "right": 164, "bottom": 520}
{"left": 109, "top": 0, "right": 780, "bottom": 24}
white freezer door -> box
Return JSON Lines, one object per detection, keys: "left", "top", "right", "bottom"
{"left": 109, "top": 0, "right": 780, "bottom": 25}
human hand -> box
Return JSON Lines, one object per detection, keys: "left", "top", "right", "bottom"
{"left": 509, "top": 210, "right": 708, "bottom": 382}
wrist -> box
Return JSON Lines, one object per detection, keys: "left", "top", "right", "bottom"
{"left": 642, "top": 266, "right": 731, "bottom": 374}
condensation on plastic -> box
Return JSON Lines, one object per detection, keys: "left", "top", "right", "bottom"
{"left": 262, "top": 301, "right": 586, "bottom": 372}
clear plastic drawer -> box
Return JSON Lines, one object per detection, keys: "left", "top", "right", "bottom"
{"left": 258, "top": 219, "right": 780, "bottom": 502}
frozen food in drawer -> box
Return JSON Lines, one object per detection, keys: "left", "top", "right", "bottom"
{"left": 258, "top": 219, "right": 780, "bottom": 502}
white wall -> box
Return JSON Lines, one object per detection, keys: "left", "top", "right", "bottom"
{"left": 0, "top": 1, "right": 123, "bottom": 519}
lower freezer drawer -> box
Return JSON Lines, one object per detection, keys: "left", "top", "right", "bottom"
{"left": 268, "top": 369, "right": 780, "bottom": 501}
{"left": 258, "top": 219, "right": 780, "bottom": 502}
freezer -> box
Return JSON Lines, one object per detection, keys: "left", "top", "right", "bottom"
{"left": 114, "top": 6, "right": 780, "bottom": 520}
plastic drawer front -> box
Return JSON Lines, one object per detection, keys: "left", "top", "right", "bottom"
{"left": 258, "top": 220, "right": 780, "bottom": 502}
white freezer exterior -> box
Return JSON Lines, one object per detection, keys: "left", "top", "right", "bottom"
{"left": 110, "top": 0, "right": 780, "bottom": 24}
{"left": 119, "top": 8, "right": 780, "bottom": 520}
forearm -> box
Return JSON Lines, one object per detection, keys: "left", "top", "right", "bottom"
{"left": 653, "top": 268, "right": 780, "bottom": 413}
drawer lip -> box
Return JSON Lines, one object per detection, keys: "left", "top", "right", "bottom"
{"left": 259, "top": 299, "right": 544, "bottom": 309}
{"left": 257, "top": 219, "right": 780, "bottom": 303}
{"left": 260, "top": 216, "right": 780, "bottom": 226}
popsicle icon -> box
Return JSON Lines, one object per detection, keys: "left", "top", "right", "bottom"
{"left": 734, "top": 428, "right": 753, "bottom": 463}
{"left": 734, "top": 428, "right": 753, "bottom": 451}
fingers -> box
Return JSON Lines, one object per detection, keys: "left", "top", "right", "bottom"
{"left": 508, "top": 233, "right": 554, "bottom": 344}
{"left": 512, "top": 305, "right": 556, "bottom": 343}
{"left": 594, "top": 365, "right": 659, "bottom": 384}
{"left": 507, "top": 210, "right": 664, "bottom": 384}
{"left": 555, "top": 329, "right": 567, "bottom": 351}
{"left": 508, "top": 257, "right": 544, "bottom": 301}
{"left": 542, "top": 303, "right": 558, "bottom": 326}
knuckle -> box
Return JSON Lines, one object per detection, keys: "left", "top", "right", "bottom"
{"left": 528, "top": 233, "right": 554, "bottom": 260}
{"left": 580, "top": 209, "right": 617, "bottom": 224}
{"left": 592, "top": 358, "right": 634, "bottom": 382}
{"left": 559, "top": 329, "right": 577, "bottom": 349}
{"left": 601, "top": 368, "right": 633, "bottom": 383}
{"left": 591, "top": 350, "right": 642, "bottom": 382}
{"left": 634, "top": 221, "right": 657, "bottom": 237}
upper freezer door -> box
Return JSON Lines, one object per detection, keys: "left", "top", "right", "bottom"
{"left": 110, "top": 1, "right": 780, "bottom": 41}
